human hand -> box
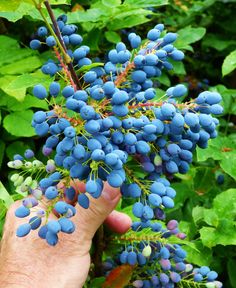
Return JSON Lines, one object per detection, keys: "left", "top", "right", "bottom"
{"left": 0, "top": 182, "right": 131, "bottom": 288}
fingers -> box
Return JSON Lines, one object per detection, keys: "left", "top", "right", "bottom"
{"left": 72, "top": 182, "right": 121, "bottom": 240}
{"left": 104, "top": 210, "right": 132, "bottom": 234}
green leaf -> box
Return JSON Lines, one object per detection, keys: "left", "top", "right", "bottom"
{"left": 4, "top": 94, "right": 48, "bottom": 111}
{"left": 200, "top": 221, "right": 236, "bottom": 248}
{"left": 6, "top": 141, "right": 31, "bottom": 160}
{"left": 0, "top": 181, "right": 14, "bottom": 208}
{"left": 220, "top": 153, "right": 236, "bottom": 180}
{"left": 213, "top": 188, "right": 236, "bottom": 220}
{"left": 108, "top": 9, "right": 152, "bottom": 30}
{"left": 0, "top": 56, "right": 42, "bottom": 75}
{"left": 50, "top": 0, "right": 71, "bottom": 4}
{"left": 88, "top": 277, "right": 105, "bottom": 288}
{"left": 77, "top": 62, "right": 104, "bottom": 74}
{"left": 157, "top": 73, "right": 170, "bottom": 86}
{"left": 102, "top": 0, "right": 121, "bottom": 7}
{"left": 105, "top": 31, "right": 121, "bottom": 44}
{"left": 198, "top": 189, "right": 236, "bottom": 247}
{"left": 222, "top": 49, "right": 236, "bottom": 77}
{"left": 123, "top": 0, "right": 168, "bottom": 8}
{"left": 0, "top": 200, "right": 7, "bottom": 220}
{"left": 0, "top": 2, "right": 40, "bottom": 22}
{"left": 0, "top": 140, "right": 5, "bottom": 168}
{"left": 193, "top": 167, "right": 216, "bottom": 194}
{"left": 175, "top": 26, "right": 206, "bottom": 50}
{"left": 3, "top": 110, "right": 35, "bottom": 137}
{"left": 197, "top": 137, "right": 235, "bottom": 161}
{"left": 203, "top": 209, "right": 219, "bottom": 227}
{"left": 202, "top": 33, "right": 236, "bottom": 51}
{"left": 228, "top": 259, "right": 236, "bottom": 288}
{"left": 197, "top": 137, "right": 236, "bottom": 180}
{"left": 192, "top": 206, "right": 205, "bottom": 225}
{"left": 184, "top": 240, "right": 213, "bottom": 267}
{"left": 0, "top": 36, "right": 35, "bottom": 67}
{"left": 83, "top": 28, "right": 101, "bottom": 51}
{"left": 67, "top": 9, "right": 106, "bottom": 24}
{"left": 169, "top": 60, "right": 186, "bottom": 75}
{"left": 1, "top": 71, "right": 51, "bottom": 101}
{"left": 213, "top": 84, "right": 236, "bottom": 115}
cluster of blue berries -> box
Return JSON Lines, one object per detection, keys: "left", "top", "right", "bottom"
{"left": 9, "top": 13, "right": 223, "bottom": 287}
{"left": 101, "top": 219, "right": 221, "bottom": 287}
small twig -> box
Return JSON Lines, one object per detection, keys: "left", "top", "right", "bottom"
{"left": 54, "top": 47, "right": 76, "bottom": 89}
{"left": 43, "top": 0, "right": 81, "bottom": 89}
{"left": 32, "top": 0, "right": 81, "bottom": 89}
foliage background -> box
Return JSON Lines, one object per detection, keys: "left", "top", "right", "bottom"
{"left": 0, "top": 0, "right": 235, "bottom": 287}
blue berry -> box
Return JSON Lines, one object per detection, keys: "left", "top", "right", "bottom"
{"left": 16, "top": 223, "right": 31, "bottom": 237}
{"left": 33, "top": 84, "right": 47, "bottom": 99}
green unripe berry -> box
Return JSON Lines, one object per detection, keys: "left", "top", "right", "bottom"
{"left": 206, "top": 283, "right": 216, "bottom": 288}
{"left": 47, "top": 159, "right": 55, "bottom": 165}
{"left": 24, "top": 176, "right": 33, "bottom": 186}
{"left": 24, "top": 162, "right": 33, "bottom": 168}
{"left": 10, "top": 173, "right": 20, "bottom": 182}
{"left": 30, "top": 180, "right": 38, "bottom": 189}
{"left": 20, "top": 184, "right": 29, "bottom": 192}
{"left": 32, "top": 160, "right": 43, "bottom": 168}
{"left": 14, "top": 176, "right": 24, "bottom": 187}
{"left": 142, "top": 245, "right": 152, "bottom": 257}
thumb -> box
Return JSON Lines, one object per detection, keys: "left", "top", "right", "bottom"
{"left": 74, "top": 182, "right": 121, "bottom": 240}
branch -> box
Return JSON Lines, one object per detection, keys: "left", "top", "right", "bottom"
{"left": 42, "top": 0, "right": 81, "bottom": 89}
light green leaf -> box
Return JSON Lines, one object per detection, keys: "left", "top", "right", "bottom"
{"left": 77, "top": 62, "right": 104, "bottom": 73}
{"left": 197, "top": 137, "right": 235, "bottom": 162}
{"left": 1, "top": 71, "right": 51, "bottom": 101}
{"left": 102, "top": 0, "right": 121, "bottom": 7}
{"left": 197, "top": 137, "right": 236, "bottom": 180}
{"left": 200, "top": 221, "right": 236, "bottom": 248}
{"left": 67, "top": 9, "right": 106, "bottom": 24}
{"left": 0, "top": 56, "right": 42, "bottom": 75}
{"left": 213, "top": 189, "right": 236, "bottom": 220}
{"left": 0, "top": 200, "right": 7, "bottom": 220}
{"left": 105, "top": 31, "right": 121, "bottom": 44}
{"left": 123, "top": 0, "right": 168, "bottom": 8}
{"left": 6, "top": 94, "right": 48, "bottom": 111}
{"left": 0, "top": 1, "right": 68, "bottom": 22}
{"left": 109, "top": 9, "right": 152, "bottom": 30}
{"left": 192, "top": 206, "right": 205, "bottom": 225}
{"left": 3, "top": 110, "right": 35, "bottom": 137}
{"left": 175, "top": 26, "right": 206, "bottom": 50}
{"left": 184, "top": 241, "right": 213, "bottom": 267}
{"left": 0, "top": 181, "right": 14, "bottom": 208}
{"left": 222, "top": 49, "right": 236, "bottom": 77}
{"left": 203, "top": 209, "right": 219, "bottom": 227}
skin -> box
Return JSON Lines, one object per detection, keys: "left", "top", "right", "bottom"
{"left": 0, "top": 182, "right": 131, "bottom": 288}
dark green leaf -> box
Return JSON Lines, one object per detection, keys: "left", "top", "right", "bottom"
{"left": 105, "top": 31, "right": 121, "bottom": 44}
